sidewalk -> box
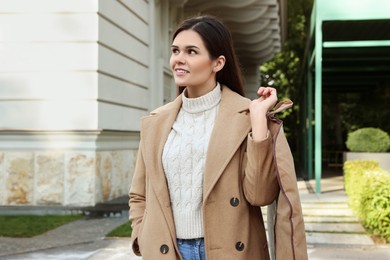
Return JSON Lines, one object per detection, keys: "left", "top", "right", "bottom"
{"left": 0, "top": 212, "right": 139, "bottom": 260}
{"left": 0, "top": 174, "right": 389, "bottom": 260}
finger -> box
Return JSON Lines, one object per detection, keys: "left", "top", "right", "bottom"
{"left": 257, "top": 86, "right": 266, "bottom": 96}
{"left": 266, "top": 87, "right": 276, "bottom": 96}
{"left": 258, "top": 87, "right": 273, "bottom": 97}
{"left": 261, "top": 87, "right": 273, "bottom": 97}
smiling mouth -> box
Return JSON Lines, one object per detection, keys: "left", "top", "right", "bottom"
{"left": 175, "top": 68, "right": 189, "bottom": 74}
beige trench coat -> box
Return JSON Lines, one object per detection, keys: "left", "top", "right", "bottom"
{"left": 129, "top": 86, "right": 307, "bottom": 260}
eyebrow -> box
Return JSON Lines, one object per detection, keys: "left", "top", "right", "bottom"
{"left": 171, "top": 45, "right": 200, "bottom": 50}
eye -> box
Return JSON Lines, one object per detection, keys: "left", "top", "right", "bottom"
{"left": 171, "top": 48, "right": 180, "bottom": 54}
{"left": 188, "top": 49, "right": 197, "bottom": 55}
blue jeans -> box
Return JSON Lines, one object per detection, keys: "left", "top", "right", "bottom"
{"left": 177, "top": 238, "right": 206, "bottom": 260}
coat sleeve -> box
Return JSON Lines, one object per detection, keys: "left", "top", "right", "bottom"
{"left": 242, "top": 131, "right": 279, "bottom": 206}
{"left": 128, "top": 141, "right": 146, "bottom": 256}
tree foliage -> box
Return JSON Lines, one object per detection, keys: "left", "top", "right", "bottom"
{"left": 260, "top": 0, "right": 314, "bottom": 148}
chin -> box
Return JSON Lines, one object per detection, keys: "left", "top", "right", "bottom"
{"left": 174, "top": 80, "right": 188, "bottom": 86}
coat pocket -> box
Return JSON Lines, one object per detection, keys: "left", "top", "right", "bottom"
{"left": 137, "top": 210, "right": 148, "bottom": 252}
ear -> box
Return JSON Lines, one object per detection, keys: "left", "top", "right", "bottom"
{"left": 213, "top": 55, "right": 226, "bottom": 72}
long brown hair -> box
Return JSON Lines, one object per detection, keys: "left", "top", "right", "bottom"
{"left": 173, "top": 15, "right": 245, "bottom": 96}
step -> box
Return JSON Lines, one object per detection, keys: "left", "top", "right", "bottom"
{"left": 302, "top": 208, "right": 355, "bottom": 216}
{"left": 304, "top": 223, "right": 366, "bottom": 233}
{"left": 300, "top": 193, "right": 348, "bottom": 203}
{"left": 306, "top": 232, "right": 374, "bottom": 246}
{"left": 304, "top": 216, "right": 359, "bottom": 223}
{"left": 261, "top": 206, "right": 357, "bottom": 219}
{"left": 301, "top": 202, "right": 349, "bottom": 209}
{"left": 262, "top": 201, "right": 350, "bottom": 210}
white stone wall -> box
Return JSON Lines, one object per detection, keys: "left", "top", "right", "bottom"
{"left": 95, "top": 150, "right": 137, "bottom": 204}
{"left": 97, "top": 0, "right": 151, "bottom": 131}
{"left": 0, "top": 130, "right": 140, "bottom": 206}
{"left": 0, "top": 0, "right": 163, "bottom": 131}
{"left": 0, "top": 0, "right": 99, "bottom": 130}
{"left": 0, "top": 149, "right": 137, "bottom": 206}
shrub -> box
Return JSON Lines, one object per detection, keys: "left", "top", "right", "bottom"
{"left": 344, "top": 160, "right": 379, "bottom": 209}
{"left": 344, "top": 160, "right": 390, "bottom": 242}
{"left": 346, "top": 128, "right": 390, "bottom": 152}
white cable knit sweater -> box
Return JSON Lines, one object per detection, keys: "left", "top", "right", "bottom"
{"left": 162, "top": 83, "right": 221, "bottom": 239}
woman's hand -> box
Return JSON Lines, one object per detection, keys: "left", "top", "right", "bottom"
{"left": 249, "top": 87, "right": 278, "bottom": 141}
{"left": 250, "top": 87, "right": 278, "bottom": 113}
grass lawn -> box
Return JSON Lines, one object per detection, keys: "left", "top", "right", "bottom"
{"left": 0, "top": 215, "right": 83, "bottom": 238}
{"left": 106, "top": 221, "right": 132, "bottom": 237}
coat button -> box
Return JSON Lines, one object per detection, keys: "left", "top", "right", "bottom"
{"left": 235, "top": 241, "right": 245, "bottom": 251}
{"left": 160, "top": 244, "right": 169, "bottom": 254}
{"left": 230, "top": 197, "right": 240, "bottom": 207}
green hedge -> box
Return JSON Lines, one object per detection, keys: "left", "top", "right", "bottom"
{"left": 346, "top": 127, "right": 390, "bottom": 152}
{"left": 344, "top": 160, "right": 390, "bottom": 242}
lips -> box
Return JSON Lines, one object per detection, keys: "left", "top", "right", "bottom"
{"left": 175, "top": 68, "right": 189, "bottom": 75}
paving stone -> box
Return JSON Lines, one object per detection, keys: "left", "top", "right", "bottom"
{"left": 0, "top": 217, "right": 128, "bottom": 257}
{"left": 1, "top": 239, "right": 140, "bottom": 260}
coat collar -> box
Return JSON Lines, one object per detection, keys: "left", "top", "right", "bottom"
{"left": 140, "top": 85, "right": 251, "bottom": 211}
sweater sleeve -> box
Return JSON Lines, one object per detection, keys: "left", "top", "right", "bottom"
{"left": 242, "top": 131, "right": 279, "bottom": 206}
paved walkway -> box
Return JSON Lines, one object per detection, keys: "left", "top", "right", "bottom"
{"left": 0, "top": 175, "right": 389, "bottom": 259}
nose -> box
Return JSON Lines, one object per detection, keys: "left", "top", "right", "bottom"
{"left": 171, "top": 52, "right": 185, "bottom": 65}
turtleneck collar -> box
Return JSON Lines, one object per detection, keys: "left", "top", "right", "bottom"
{"left": 182, "top": 83, "right": 222, "bottom": 114}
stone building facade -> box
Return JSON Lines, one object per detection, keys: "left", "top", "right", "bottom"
{"left": 0, "top": 0, "right": 286, "bottom": 206}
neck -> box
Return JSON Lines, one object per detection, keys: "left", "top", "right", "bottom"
{"left": 185, "top": 81, "right": 217, "bottom": 98}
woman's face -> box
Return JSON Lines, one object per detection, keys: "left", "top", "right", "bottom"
{"left": 170, "top": 30, "right": 221, "bottom": 97}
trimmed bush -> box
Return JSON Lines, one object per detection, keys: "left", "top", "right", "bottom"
{"left": 344, "top": 160, "right": 390, "bottom": 242}
{"left": 346, "top": 128, "right": 390, "bottom": 152}
{"left": 344, "top": 160, "right": 379, "bottom": 208}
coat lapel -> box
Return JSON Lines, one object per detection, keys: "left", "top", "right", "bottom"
{"left": 140, "top": 95, "right": 182, "bottom": 238}
{"left": 203, "top": 87, "right": 252, "bottom": 200}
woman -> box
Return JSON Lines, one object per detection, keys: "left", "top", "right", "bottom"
{"left": 129, "top": 15, "right": 307, "bottom": 260}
